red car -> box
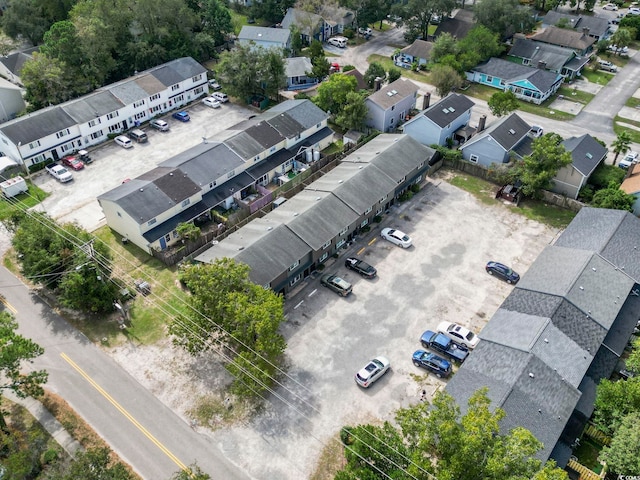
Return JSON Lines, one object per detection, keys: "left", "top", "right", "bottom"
{"left": 61, "top": 155, "right": 85, "bottom": 171}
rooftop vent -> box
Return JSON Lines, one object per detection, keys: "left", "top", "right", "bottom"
{"left": 442, "top": 108, "right": 449, "bottom": 114}
{"left": 267, "top": 226, "right": 273, "bottom": 231}
{"left": 586, "top": 152, "right": 593, "bottom": 159}
{"left": 391, "top": 89, "right": 398, "bottom": 94}
{"left": 238, "top": 246, "right": 244, "bottom": 250}
{"left": 509, "top": 129, "right": 516, "bottom": 135}
{"left": 449, "top": 107, "right": 455, "bottom": 112}
{"left": 529, "top": 373, "right": 535, "bottom": 378}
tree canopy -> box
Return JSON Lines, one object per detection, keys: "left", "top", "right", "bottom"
{"left": 474, "top": 0, "right": 536, "bottom": 39}
{"left": 591, "top": 182, "right": 635, "bottom": 211}
{"left": 488, "top": 90, "right": 519, "bottom": 117}
{"left": 515, "top": 133, "right": 573, "bottom": 198}
{"left": 171, "top": 259, "right": 286, "bottom": 397}
{"left": 394, "top": 0, "right": 457, "bottom": 43}
{"left": 593, "top": 376, "right": 640, "bottom": 436}
{"left": 430, "top": 64, "right": 463, "bottom": 97}
{"left": 314, "top": 73, "right": 358, "bottom": 115}
{"left": 599, "top": 412, "right": 640, "bottom": 475}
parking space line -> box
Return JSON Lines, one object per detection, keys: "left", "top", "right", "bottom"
{"left": 308, "top": 289, "right": 317, "bottom": 297}
{"left": 368, "top": 238, "right": 377, "bottom": 246}
{"left": 294, "top": 300, "right": 304, "bottom": 309}
{"left": 357, "top": 247, "right": 366, "bottom": 256}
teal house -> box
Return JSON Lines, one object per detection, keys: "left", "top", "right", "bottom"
{"left": 467, "top": 58, "right": 563, "bottom": 105}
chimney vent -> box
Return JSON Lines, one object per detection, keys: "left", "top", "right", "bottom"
{"left": 478, "top": 115, "right": 487, "bottom": 132}
{"left": 422, "top": 92, "right": 431, "bottom": 110}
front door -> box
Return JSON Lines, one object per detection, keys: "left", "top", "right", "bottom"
{"left": 159, "top": 236, "right": 166, "bottom": 250}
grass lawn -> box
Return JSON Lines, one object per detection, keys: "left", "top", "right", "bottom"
{"left": 557, "top": 86, "right": 595, "bottom": 105}
{"left": 626, "top": 96, "right": 640, "bottom": 108}
{"left": 614, "top": 115, "right": 640, "bottom": 144}
{"left": 580, "top": 69, "right": 613, "bottom": 86}
{"left": 0, "top": 180, "right": 48, "bottom": 221}
{"left": 367, "top": 54, "right": 432, "bottom": 84}
{"left": 447, "top": 172, "right": 577, "bottom": 229}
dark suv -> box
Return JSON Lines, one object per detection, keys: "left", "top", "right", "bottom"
{"left": 420, "top": 330, "right": 468, "bottom": 364}
{"left": 412, "top": 350, "right": 452, "bottom": 378}
{"left": 345, "top": 257, "right": 377, "bottom": 278}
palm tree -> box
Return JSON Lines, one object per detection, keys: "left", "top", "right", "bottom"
{"left": 612, "top": 131, "right": 632, "bottom": 166}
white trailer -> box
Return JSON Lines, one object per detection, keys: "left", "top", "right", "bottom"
{"left": 0, "top": 175, "right": 28, "bottom": 198}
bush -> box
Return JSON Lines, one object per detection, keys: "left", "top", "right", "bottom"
{"left": 361, "top": 225, "right": 371, "bottom": 233}
{"left": 340, "top": 426, "right": 355, "bottom": 445}
{"left": 579, "top": 184, "right": 594, "bottom": 203}
{"left": 430, "top": 144, "right": 463, "bottom": 162}
{"left": 343, "top": 28, "right": 355, "bottom": 39}
{"left": 342, "top": 64, "right": 356, "bottom": 72}
{"left": 410, "top": 183, "right": 420, "bottom": 193}
{"left": 590, "top": 163, "right": 625, "bottom": 190}
{"left": 373, "top": 215, "right": 383, "bottom": 223}
{"left": 294, "top": 92, "right": 310, "bottom": 100}
{"left": 399, "top": 191, "right": 413, "bottom": 202}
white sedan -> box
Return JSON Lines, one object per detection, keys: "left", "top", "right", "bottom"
{"left": 437, "top": 321, "right": 480, "bottom": 349}
{"left": 603, "top": 3, "right": 618, "bottom": 9}
{"left": 381, "top": 228, "right": 412, "bottom": 248}
{"left": 203, "top": 96, "right": 221, "bottom": 108}
{"left": 355, "top": 356, "right": 390, "bottom": 388}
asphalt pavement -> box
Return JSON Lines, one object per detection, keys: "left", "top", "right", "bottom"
{"left": 0, "top": 266, "right": 251, "bottom": 480}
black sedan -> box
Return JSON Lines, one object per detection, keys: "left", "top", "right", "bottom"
{"left": 345, "top": 257, "right": 377, "bottom": 278}
{"left": 486, "top": 261, "right": 520, "bottom": 284}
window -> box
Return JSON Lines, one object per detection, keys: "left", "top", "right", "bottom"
{"left": 192, "top": 74, "right": 202, "bottom": 82}
{"left": 270, "top": 146, "right": 276, "bottom": 153}
{"left": 364, "top": 206, "right": 372, "bottom": 215}
{"left": 336, "top": 238, "right": 346, "bottom": 249}
{"left": 88, "top": 119, "right": 101, "bottom": 127}
{"left": 289, "top": 260, "right": 299, "bottom": 271}
{"left": 316, "top": 123, "right": 321, "bottom": 128}
{"left": 227, "top": 170, "right": 235, "bottom": 179}
{"left": 181, "top": 199, "right": 190, "bottom": 208}
{"left": 319, "top": 252, "right": 329, "bottom": 262}
{"left": 361, "top": 218, "right": 369, "bottom": 228}
{"left": 376, "top": 207, "right": 384, "bottom": 215}
{"left": 108, "top": 124, "right": 121, "bottom": 133}
{"left": 164, "top": 234, "right": 171, "bottom": 242}
{"left": 418, "top": 162, "right": 424, "bottom": 169}
{"left": 397, "top": 176, "right": 406, "bottom": 185}
{"left": 523, "top": 59, "right": 531, "bottom": 66}
{"left": 380, "top": 195, "right": 387, "bottom": 203}
{"left": 29, "top": 140, "right": 41, "bottom": 149}
{"left": 150, "top": 105, "right": 162, "bottom": 113}
{"left": 106, "top": 111, "right": 119, "bottom": 120}
{"left": 148, "top": 218, "right": 157, "bottom": 226}
{"left": 171, "top": 84, "right": 180, "bottom": 91}
{"left": 133, "top": 100, "right": 145, "bottom": 108}
{"left": 322, "top": 240, "right": 331, "bottom": 249}
{"left": 289, "top": 273, "right": 302, "bottom": 286}
{"left": 90, "top": 130, "right": 103, "bottom": 140}
{"left": 60, "top": 144, "right": 72, "bottom": 152}
{"left": 149, "top": 93, "right": 161, "bottom": 101}
{"left": 486, "top": 75, "right": 493, "bottom": 82}
{"left": 174, "top": 94, "right": 184, "bottom": 103}
{"left": 469, "top": 154, "right": 479, "bottom": 163}
{"left": 194, "top": 86, "right": 204, "bottom": 95}
{"left": 339, "top": 226, "right": 348, "bottom": 236}
{"left": 254, "top": 155, "right": 260, "bottom": 163}
{"left": 263, "top": 283, "right": 270, "bottom": 290}
{"left": 391, "top": 105, "right": 395, "bottom": 111}
{"left": 390, "top": 118, "right": 395, "bottom": 125}
{"left": 134, "top": 112, "right": 146, "bottom": 120}
{"left": 56, "top": 129, "right": 70, "bottom": 139}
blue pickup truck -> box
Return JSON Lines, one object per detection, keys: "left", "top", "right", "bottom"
{"left": 420, "top": 330, "right": 469, "bottom": 364}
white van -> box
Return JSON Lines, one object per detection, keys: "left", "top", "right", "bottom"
{"left": 115, "top": 135, "right": 133, "bottom": 149}
{"left": 328, "top": 36, "right": 347, "bottom": 48}
{"left": 212, "top": 92, "right": 229, "bottom": 103}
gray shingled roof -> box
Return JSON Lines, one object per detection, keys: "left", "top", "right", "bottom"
{"left": 62, "top": 91, "right": 123, "bottom": 124}
{"left": 561, "top": 134, "right": 607, "bottom": 177}
{"left": 433, "top": 9, "right": 475, "bottom": 39}
{"left": 400, "top": 39, "right": 434, "bottom": 61}
{"left": 238, "top": 26, "right": 291, "bottom": 44}
{"left": 543, "top": 11, "right": 609, "bottom": 38}
{"left": 270, "top": 99, "right": 329, "bottom": 130}
{"left": 531, "top": 26, "right": 596, "bottom": 51}
{"left": 367, "top": 78, "right": 418, "bottom": 110}
{"left": 108, "top": 80, "right": 153, "bottom": 105}
{"left": 285, "top": 57, "right": 313, "bottom": 78}
{"left": 406, "top": 93, "right": 475, "bottom": 129}
{"left": 508, "top": 37, "right": 576, "bottom": 71}
{"left": 462, "top": 112, "right": 530, "bottom": 152}
{"left": 472, "top": 58, "right": 562, "bottom": 94}
{"left": 151, "top": 57, "right": 205, "bottom": 87}
{"left": 281, "top": 8, "right": 323, "bottom": 37}
{"left": 0, "top": 107, "right": 77, "bottom": 144}
{"left": 244, "top": 122, "right": 285, "bottom": 149}
{"left": 261, "top": 111, "right": 305, "bottom": 139}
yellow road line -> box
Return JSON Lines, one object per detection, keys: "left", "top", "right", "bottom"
{"left": 0, "top": 297, "right": 17, "bottom": 314}
{"left": 357, "top": 247, "right": 366, "bottom": 256}
{"left": 60, "top": 352, "right": 189, "bottom": 472}
{"left": 368, "top": 238, "right": 377, "bottom": 246}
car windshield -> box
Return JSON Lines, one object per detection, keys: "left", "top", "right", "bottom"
{"left": 334, "top": 277, "right": 350, "bottom": 288}
{"left": 401, "top": 235, "right": 410, "bottom": 241}
{"left": 370, "top": 359, "right": 383, "bottom": 369}
{"left": 465, "top": 332, "right": 475, "bottom": 340}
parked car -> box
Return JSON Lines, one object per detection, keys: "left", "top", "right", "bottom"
{"left": 412, "top": 350, "right": 452, "bottom": 378}
{"left": 172, "top": 111, "right": 190, "bottom": 122}
{"left": 528, "top": 125, "right": 543, "bottom": 138}
{"left": 211, "top": 92, "right": 229, "bottom": 103}
{"left": 597, "top": 59, "right": 617, "bottom": 72}
{"left": 61, "top": 154, "right": 85, "bottom": 171}
{"left": 320, "top": 274, "right": 353, "bottom": 296}
{"left": 328, "top": 36, "right": 347, "bottom": 48}
{"left": 619, "top": 150, "right": 639, "bottom": 169}
{"left": 150, "top": 119, "right": 169, "bottom": 131}
{"left": 358, "top": 27, "right": 372, "bottom": 37}
{"left": 46, "top": 163, "right": 73, "bottom": 183}
{"left": 437, "top": 321, "right": 480, "bottom": 349}
{"left": 208, "top": 79, "right": 222, "bottom": 91}
{"left": 128, "top": 128, "right": 148, "bottom": 143}
{"left": 381, "top": 228, "right": 412, "bottom": 248}
{"left": 628, "top": 6, "right": 640, "bottom": 15}
{"left": 355, "top": 356, "right": 390, "bottom": 388}
{"left": 420, "top": 330, "right": 469, "bottom": 364}
{"left": 608, "top": 44, "right": 629, "bottom": 54}
{"left": 485, "top": 261, "right": 520, "bottom": 284}
{"left": 345, "top": 257, "right": 377, "bottom": 278}
{"left": 203, "top": 96, "right": 222, "bottom": 108}
{"left": 77, "top": 149, "right": 92, "bottom": 164}
{"left": 115, "top": 135, "right": 133, "bottom": 149}
{"left": 603, "top": 2, "right": 618, "bottom": 9}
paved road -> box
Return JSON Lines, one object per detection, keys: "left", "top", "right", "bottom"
{"left": 571, "top": 48, "right": 640, "bottom": 135}
{"left": 0, "top": 266, "right": 251, "bottom": 480}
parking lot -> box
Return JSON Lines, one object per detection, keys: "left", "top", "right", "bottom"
{"left": 209, "top": 175, "right": 559, "bottom": 479}
{"left": 31, "top": 101, "right": 255, "bottom": 232}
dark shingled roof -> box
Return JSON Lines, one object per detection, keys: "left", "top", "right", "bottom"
{"left": 508, "top": 37, "right": 576, "bottom": 71}
{"left": 400, "top": 39, "right": 434, "bottom": 61}
{"left": 411, "top": 93, "right": 475, "bottom": 128}
{"left": 0, "top": 107, "right": 77, "bottom": 144}
{"left": 561, "top": 134, "right": 607, "bottom": 177}
{"left": 151, "top": 57, "right": 205, "bottom": 87}
{"left": 62, "top": 91, "right": 124, "bottom": 124}
{"left": 434, "top": 8, "right": 475, "bottom": 39}
{"left": 462, "top": 112, "right": 530, "bottom": 152}
{"left": 472, "top": 57, "right": 562, "bottom": 94}
{"left": 367, "top": 78, "right": 419, "bottom": 110}
{"left": 531, "top": 26, "right": 596, "bottom": 51}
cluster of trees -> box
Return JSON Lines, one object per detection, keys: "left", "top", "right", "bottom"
{"left": 335, "top": 388, "right": 568, "bottom": 480}
{"left": 170, "top": 258, "right": 286, "bottom": 397}
{"left": 1, "top": 0, "right": 233, "bottom": 109}
{"left": 592, "top": 337, "right": 640, "bottom": 475}
{"left": 8, "top": 211, "right": 120, "bottom": 313}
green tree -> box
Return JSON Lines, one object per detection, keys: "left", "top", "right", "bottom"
{"left": 0, "top": 311, "right": 48, "bottom": 430}
{"left": 335, "top": 91, "right": 368, "bottom": 131}
{"left": 170, "top": 259, "right": 286, "bottom": 397}
{"left": 619, "top": 15, "right": 640, "bottom": 39}
{"left": 250, "top": 0, "right": 295, "bottom": 23}
{"left": 515, "top": 133, "right": 572, "bottom": 198}
{"left": 313, "top": 73, "right": 358, "bottom": 115}
{"left": 171, "top": 463, "right": 211, "bottom": 479}
{"left": 474, "top": 0, "right": 536, "bottom": 38}
{"left": 364, "top": 62, "right": 386, "bottom": 88}
{"left": 430, "top": 64, "right": 463, "bottom": 97}
{"left": 611, "top": 131, "right": 632, "bottom": 165}
{"left": 20, "top": 52, "right": 76, "bottom": 110}
{"left": 57, "top": 264, "right": 119, "bottom": 313}
{"left": 395, "top": 0, "right": 457, "bottom": 42}
{"left": 0, "top": 0, "right": 51, "bottom": 45}
{"left": 200, "top": 0, "right": 234, "bottom": 46}
{"left": 48, "top": 447, "right": 134, "bottom": 479}
{"left": 599, "top": 412, "right": 640, "bottom": 475}
{"left": 609, "top": 27, "right": 633, "bottom": 54}
{"left": 593, "top": 376, "right": 640, "bottom": 436}
{"left": 488, "top": 90, "right": 519, "bottom": 117}
{"left": 431, "top": 33, "right": 458, "bottom": 62}
{"left": 289, "top": 25, "right": 303, "bottom": 55}
{"left": 457, "top": 25, "right": 503, "bottom": 64}
{"left": 626, "top": 337, "right": 640, "bottom": 374}
{"left": 176, "top": 222, "right": 201, "bottom": 241}
{"left": 591, "top": 182, "right": 635, "bottom": 211}
{"left": 387, "top": 67, "right": 402, "bottom": 83}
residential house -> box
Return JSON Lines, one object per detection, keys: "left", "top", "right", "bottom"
{"left": 433, "top": 9, "right": 475, "bottom": 40}
{"left": 238, "top": 26, "right": 291, "bottom": 52}
{"left": 284, "top": 57, "right": 317, "bottom": 90}
{"left": 282, "top": 8, "right": 325, "bottom": 43}
{"left": 394, "top": 40, "right": 434, "bottom": 69}
{"left": 365, "top": 78, "right": 419, "bottom": 132}
{"left": 459, "top": 113, "right": 530, "bottom": 166}
{"left": 0, "top": 57, "right": 207, "bottom": 171}
{"left": 542, "top": 11, "right": 610, "bottom": 41}
{"left": 402, "top": 93, "right": 475, "bottom": 146}
{"left": 467, "top": 57, "right": 563, "bottom": 104}
{"left": 98, "top": 100, "right": 334, "bottom": 253}
{"left": 195, "top": 134, "right": 435, "bottom": 294}
{"left": 0, "top": 46, "right": 38, "bottom": 86}
{"left": 551, "top": 134, "right": 607, "bottom": 199}
{"left": 446, "top": 207, "right": 640, "bottom": 468}
{"left": 343, "top": 69, "right": 368, "bottom": 90}
{"left": 530, "top": 26, "right": 596, "bottom": 56}
{"left": 620, "top": 164, "right": 640, "bottom": 215}
{"left": 322, "top": 5, "right": 354, "bottom": 36}
{"left": 0, "top": 78, "right": 25, "bottom": 123}
{"left": 508, "top": 36, "right": 589, "bottom": 79}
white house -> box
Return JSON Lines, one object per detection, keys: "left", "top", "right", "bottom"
{"left": 0, "top": 57, "right": 207, "bottom": 171}
{"left": 0, "top": 78, "right": 26, "bottom": 123}
{"left": 365, "top": 78, "right": 419, "bottom": 133}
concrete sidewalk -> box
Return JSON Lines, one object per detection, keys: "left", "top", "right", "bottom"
{"left": 5, "top": 391, "right": 83, "bottom": 457}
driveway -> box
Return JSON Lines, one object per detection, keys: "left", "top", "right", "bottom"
{"left": 31, "top": 102, "right": 255, "bottom": 232}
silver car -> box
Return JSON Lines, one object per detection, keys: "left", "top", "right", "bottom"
{"left": 320, "top": 274, "right": 353, "bottom": 296}
{"left": 355, "top": 356, "right": 390, "bottom": 388}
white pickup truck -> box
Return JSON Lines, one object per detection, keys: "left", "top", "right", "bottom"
{"left": 46, "top": 163, "right": 73, "bottom": 183}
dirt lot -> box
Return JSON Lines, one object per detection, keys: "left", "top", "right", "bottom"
{"left": 108, "top": 170, "right": 559, "bottom": 480}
